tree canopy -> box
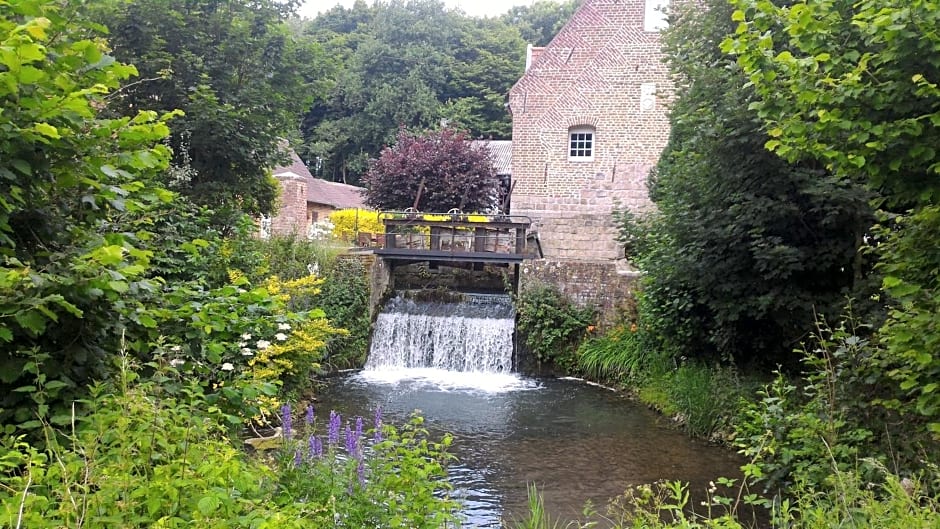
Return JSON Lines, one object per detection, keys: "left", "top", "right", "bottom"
{"left": 299, "top": 0, "right": 577, "bottom": 185}
{"left": 622, "top": 0, "right": 873, "bottom": 364}
{"left": 94, "top": 0, "right": 326, "bottom": 220}
{"left": 361, "top": 128, "right": 500, "bottom": 213}
{"left": 725, "top": 0, "right": 940, "bottom": 431}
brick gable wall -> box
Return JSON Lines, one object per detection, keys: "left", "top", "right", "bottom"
{"left": 509, "top": 0, "right": 675, "bottom": 260}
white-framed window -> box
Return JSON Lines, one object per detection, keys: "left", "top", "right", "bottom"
{"left": 645, "top": 0, "right": 670, "bottom": 32}
{"left": 568, "top": 127, "right": 595, "bottom": 161}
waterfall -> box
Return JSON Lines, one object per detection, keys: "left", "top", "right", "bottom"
{"left": 365, "top": 293, "right": 515, "bottom": 373}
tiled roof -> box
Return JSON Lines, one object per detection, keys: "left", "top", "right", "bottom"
{"left": 471, "top": 140, "right": 512, "bottom": 176}
{"left": 273, "top": 151, "right": 367, "bottom": 209}
{"left": 272, "top": 150, "right": 314, "bottom": 180}
{"left": 306, "top": 178, "right": 366, "bottom": 209}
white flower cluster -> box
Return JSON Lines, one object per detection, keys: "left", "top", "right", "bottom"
{"left": 308, "top": 219, "right": 335, "bottom": 240}
{"left": 166, "top": 323, "right": 296, "bottom": 375}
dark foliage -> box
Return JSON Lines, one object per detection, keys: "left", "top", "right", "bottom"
{"left": 361, "top": 128, "right": 500, "bottom": 213}
{"left": 97, "top": 0, "right": 322, "bottom": 220}
{"left": 300, "top": 1, "right": 536, "bottom": 185}
{"left": 624, "top": 0, "right": 875, "bottom": 365}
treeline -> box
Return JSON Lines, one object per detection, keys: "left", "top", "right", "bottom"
{"left": 298, "top": 0, "right": 580, "bottom": 185}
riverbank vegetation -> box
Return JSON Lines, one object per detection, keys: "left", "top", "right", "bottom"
{"left": 513, "top": 0, "right": 940, "bottom": 526}
{"left": 0, "top": 1, "right": 457, "bottom": 525}
{"left": 5, "top": 0, "right": 940, "bottom": 526}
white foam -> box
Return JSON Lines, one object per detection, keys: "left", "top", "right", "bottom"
{"left": 357, "top": 368, "right": 540, "bottom": 394}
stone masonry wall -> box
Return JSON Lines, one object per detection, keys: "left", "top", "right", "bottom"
{"left": 520, "top": 258, "right": 640, "bottom": 327}
{"left": 271, "top": 174, "right": 308, "bottom": 237}
{"left": 509, "top": 0, "right": 675, "bottom": 260}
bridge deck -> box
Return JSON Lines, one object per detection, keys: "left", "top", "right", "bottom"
{"left": 369, "top": 211, "right": 536, "bottom": 265}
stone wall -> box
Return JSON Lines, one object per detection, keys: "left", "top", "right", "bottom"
{"left": 509, "top": 0, "right": 677, "bottom": 260}
{"left": 271, "top": 174, "right": 308, "bottom": 237}
{"left": 520, "top": 258, "right": 640, "bottom": 327}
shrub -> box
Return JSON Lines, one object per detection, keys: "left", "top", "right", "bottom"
{"left": 313, "top": 258, "right": 372, "bottom": 369}
{"left": 516, "top": 283, "right": 595, "bottom": 372}
{"left": 0, "top": 361, "right": 460, "bottom": 528}
{"left": 516, "top": 468, "right": 940, "bottom": 529}
{"left": 329, "top": 209, "right": 384, "bottom": 241}
{"left": 254, "top": 234, "right": 343, "bottom": 284}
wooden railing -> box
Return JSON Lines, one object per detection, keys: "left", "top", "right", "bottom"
{"left": 370, "top": 211, "right": 535, "bottom": 264}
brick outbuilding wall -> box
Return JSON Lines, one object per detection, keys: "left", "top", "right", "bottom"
{"left": 270, "top": 174, "right": 308, "bottom": 237}
{"left": 509, "top": 0, "right": 675, "bottom": 261}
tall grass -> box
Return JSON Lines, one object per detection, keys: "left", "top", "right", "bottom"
{"left": 577, "top": 326, "right": 645, "bottom": 382}
{"left": 514, "top": 467, "right": 940, "bottom": 529}
{"left": 256, "top": 234, "right": 344, "bottom": 281}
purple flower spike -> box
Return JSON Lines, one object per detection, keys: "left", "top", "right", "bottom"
{"left": 305, "top": 405, "right": 315, "bottom": 426}
{"left": 344, "top": 423, "right": 357, "bottom": 455}
{"left": 281, "top": 403, "right": 292, "bottom": 440}
{"left": 294, "top": 448, "right": 303, "bottom": 468}
{"left": 308, "top": 435, "right": 323, "bottom": 460}
{"left": 357, "top": 458, "right": 366, "bottom": 487}
{"left": 354, "top": 416, "right": 363, "bottom": 442}
{"left": 328, "top": 411, "right": 341, "bottom": 445}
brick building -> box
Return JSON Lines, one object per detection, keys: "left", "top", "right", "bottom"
{"left": 508, "top": 0, "right": 673, "bottom": 261}
{"left": 265, "top": 151, "right": 367, "bottom": 238}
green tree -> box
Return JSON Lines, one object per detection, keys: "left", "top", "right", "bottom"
{"left": 624, "top": 0, "right": 873, "bottom": 364}
{"left": 501, "top": 0, "right": 581, "bottom": 47}
{"left": 725, "top": 0, "right": 940, "bottom": 431}
{"left": 0, "top": 0, "right": 174, "bottom": 427}
{"left": 96, "top": 0, "right": 324, "bottom": 221}
{"left": 361, "top": 127, "right": 499, "bottom": 212}
{"left": 440, "top": 17, "right": 526, "bottom": 138}
{"left": 301, "top": 1, "right": 526, "bottom": 184}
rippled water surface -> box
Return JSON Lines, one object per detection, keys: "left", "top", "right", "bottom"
{"left": 317, "top": 369, "right": 743, "bottom": 527}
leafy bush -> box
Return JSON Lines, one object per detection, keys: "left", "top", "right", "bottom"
{"left": 313, "top": 258, "right": 372, "bottom": 369}
{"left": 255, "top": 234, "right": 343, "bottom": 284}
{"left": 516, "top": 283, "right": 595, "bottom": 372}
{"left": 0, "top": 0, "right": 176, "bottom": 431}
{"left": 875, "top": 206, "right": 940, "bottom": 435}
{"left": 733, "top": 316, "right": 935, "bottom": 493}
{"left": 0, "top": 361, "right": 459, "bottom": 528}
{"left": 517, "top": 468, "right": 940, "bottom": 529}
{"left": 361, "top": 127, "right": 500, "bottom": 213}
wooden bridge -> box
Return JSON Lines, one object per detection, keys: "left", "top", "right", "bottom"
{"left": 366, "top": 211, "right": 538, "bottom": 266}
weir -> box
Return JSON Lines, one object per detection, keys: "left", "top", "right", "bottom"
{"left": 365, "top": 292, "right": 516, "bottom": 373}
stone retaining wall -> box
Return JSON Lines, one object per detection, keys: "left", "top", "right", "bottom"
{"left": 520, "top": 258, "right": 640, "bottom": 327}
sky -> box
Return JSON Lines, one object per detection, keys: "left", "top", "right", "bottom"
{"left": 298, "top": 0, "right": 539, "bottom": 19}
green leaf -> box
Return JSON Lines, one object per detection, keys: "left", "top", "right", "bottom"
{"left": 108, "top": 280, "right": 129, "bottom": 293}
{"left": 11, "top": 159, "right": 31, "bottom": 176}
{"left": 32, "top": 122, "right": 61, "bottom": 139}
{"left": 197, "top": 495, "right": 220, "bottom": 516}
{"left": 17, "top": 43, "right": 45, "bottom": 62}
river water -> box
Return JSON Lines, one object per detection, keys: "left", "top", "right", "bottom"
{"left": 319, "top": 294, "right": 744, "bottom": 527}
{"left": 317, "top": 370, "right": 743, "bottom": 527}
